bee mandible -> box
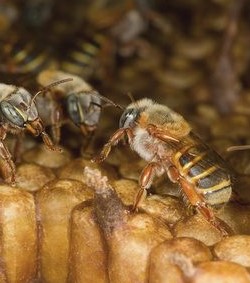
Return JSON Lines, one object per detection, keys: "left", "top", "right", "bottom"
{"left": 93, "top": 98, "right": 233, "bottom": 236}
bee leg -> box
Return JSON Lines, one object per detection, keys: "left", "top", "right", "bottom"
{"left": 80, "top": 129, "right": 95, "bottom": 154}
{"left": 92, "top": 128, "right": 133, "bottom": 163}
{"left": 132, "top": 162, "right": 159, "bottom": 211}
{"left": 50, "top": 104, "right": 62, "bottom": 145}
{"left": 79, "top": 124, "right": 89, "bottom": 136}
{"left": 167, "top": 166, "right": 229, "bottom": 236}
{"left": 147, "top": 124, "right": 179, "bottom": 143}
{"left": 132, "top": 188, "right": 147, "bottom": 212}
{"left": 0, "top": 127, "right": 16, "bottom": 184}
{"left": 178, "top": 176, "right": 230, "bottom": 236}
{"left": 40, "top": 131, "right": 62, "bottom": 152}
{"left": 13, "top": 132, "right": 24, "bottom": 163}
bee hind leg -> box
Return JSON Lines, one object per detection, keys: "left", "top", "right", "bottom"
{"left": 166, "top": 166, "right": 230, "bottom": 236}
{"left": 178, "top": 176, "right": 231, "bottom": 237}
{"left": 0, "top": 128, "right": 16, "bottom": 184}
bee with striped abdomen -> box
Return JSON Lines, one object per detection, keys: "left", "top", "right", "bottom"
{"left": 58, "top": 32, "right": 114, "bottom": 80}
{"left": 93, "top": 98, "right": 233, "bottom": 235}
{"left": 0, "top": 35, "right": 51, "bottom": 75}
{"left": 36, "top": 69, "right": 102, "bottom": 145}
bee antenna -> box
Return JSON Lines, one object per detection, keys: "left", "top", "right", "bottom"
{"left": 31, "top": 78, "right": 73, "bottom": 105}
{"left": 124, "top": 92, "right": 139, "bottom": 109}
{"left": 90, "top": 91, "right": 124, "bottom": 110}
{"left": 227, "top": 145, "right": 250, "bottom": 151}
{"left": 26, "top": 78, "right": 73, "bottom": 120}
{"left": 126, "top": 92, "right": 136, "bottom": 103}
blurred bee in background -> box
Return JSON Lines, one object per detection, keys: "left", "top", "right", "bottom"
{"left": 36, "top": 69, "right": 102, "bottom": 147}
{"left": 0, "top": 81, "right": 65, "bottom": 184}
{"left": 94, "top": 98, "right": 233, "bottom": 235}
{"left": 0, "top": 34, "right": 53, "bottom": 76}
{"left": 47, "top": 1, "right": 135, "bottom": 81}
{"left": 0, "top": 0, "right": 150, "bottom": 83}
{"left": 58, "top": 32, "right": 114, "bottom": 81}
{"left": 57, "top": 0, "right": 149, "bottom": 81}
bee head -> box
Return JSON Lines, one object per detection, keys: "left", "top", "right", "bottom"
{"left": 67, "top": 90, "right": 102, "bottom": 130}
{"left": 119, "top": 98, "right": 154, "bottom": 128}
{"left": 0, "top": 87, "right": 38, "bottom": 128}
{"left": 0, "top": 77, "right": 72, "bottom": 134}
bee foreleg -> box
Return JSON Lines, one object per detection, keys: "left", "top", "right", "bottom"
{"left": 79, "top": 124, "right": 89, "bottom": 136}
{"left": 147, "top": 124, "right": 179, "bottom": 143}
{"left": 0, "top": 127, "right": 16, "bottom": 184}
{"left": 13, "top": 132, "right": 24, "bottom": 163}
{"left": 41, "top": 131, "right": 62, "bottom": 152}
{"left": 80, "top": 128, "right": 95, "bottom": 153}
{"left": 92, "top": 128, "right": 133, "bottom": 163}
{"left": 133, "top": 162, "right": 161, "bottom": 211}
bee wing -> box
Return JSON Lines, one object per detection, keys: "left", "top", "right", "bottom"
{"left": 162, "top": 131, "right": 233, "bottom": 178}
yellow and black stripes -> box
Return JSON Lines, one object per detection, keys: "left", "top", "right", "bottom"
{"left": 0, "top": 39, "right": 50, "bottom": 74}
{"left": 59, "top": 34, "right": 105, "bottom": 77}
{"left": 173, "top": 142, "right": 232, "bottom": 206}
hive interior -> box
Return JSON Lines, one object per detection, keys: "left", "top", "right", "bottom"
{"left": 1, "top": 1, "right": 250, "bottom": 282}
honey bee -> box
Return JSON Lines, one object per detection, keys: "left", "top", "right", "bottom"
{"left": 94, "top": 98, "right": 232, "bottom": 235}
{"left": 58, "top": 33, "right": 109, "bottom": 79}
{"left": 57, "top": 6, "right": 148, "bottom": 80}
{"left": 0, "top": 35, "right": 51, "bottom": 75}
{"left": 0, "top": 82, "right": 65, "bottom": 184}
{"left": 36, "top": 69, "right": 102, "bottom": 145}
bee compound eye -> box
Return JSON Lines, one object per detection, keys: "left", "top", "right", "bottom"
{"left": 67, "top": 94, "right": 82, "bottom": 125}
{"left": 0, "top": 101, "right": 25, "bottom": 127}
{"left": 119, "top": 108, "right": 139, "bottom": 128}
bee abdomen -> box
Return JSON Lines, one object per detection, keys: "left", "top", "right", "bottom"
{"left": 15, "top": 46, "right": 49, "bottom": 74}
{"left": 60, "top": 35, "right": 104, "bottom": 77}
{"left": 1, "top": 39, "right": 50, "bottom": 74}
{"left": 175, "top": 146, "right": 232, "bottom": 206}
